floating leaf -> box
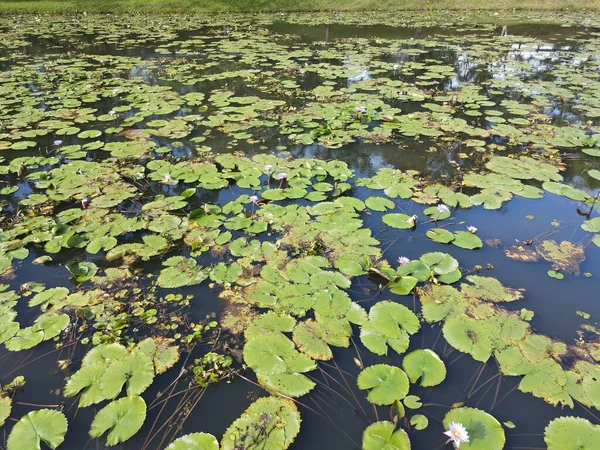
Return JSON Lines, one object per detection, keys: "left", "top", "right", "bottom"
{"left": 426, "top": 228, "right": 454, "bottom": 244}
{"left": 101, "top": 351, "right": 155, "bottom": 399}
{"left": 157, "top": 257, "right": 207, "bottom": 288}
{"left": 165, "top": 433, "right": 219, "bottom": 450}
{"left": 402, "top": 349, "right": 447, "bottom": 387}
{"left": 221, "top": 397, "right": 300, "bottom": 450}
{"left": 66, "top": 261, "right": 98, "bottom": 282}
{"left": 544, "top": 416, "right": 600, "bottom": 450}
{"left": 410, "top": 414, "right": 428, "bottom": 430}
{"left": 89, "top": 396, "right": 147, "bottom": 446}
{"left": 0, "top": 397, "right": 10, "bottom": 427}
{"left": 365, "top": 196, "right": 395, "bottom": 212}
{"left": 360, "top": 301, "right": 420, "bottom": 356}
{"left": 443, "top": 407, "right": 505, "bottom": 450}
{"left": 357, "top": 364, "right": 410, "bottom": 406}
{"left": 382, "top": 213, "right": 414, "bottom": 229}
{"left": 362, "top": 421, "right": 411, "bottom": 450}
{"left": 7, "top": 409, "right": 68, "bottom": 450}
{"left": 452, "top": 231, "right": 483, "bottom": 250}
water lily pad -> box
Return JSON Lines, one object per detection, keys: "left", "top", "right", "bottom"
{"left": 66, "top": 261, "right": 98, "bottom": 282}
{"left": 382, "top": 213, "right": 414, "bottom": 229}
{"left": 0, "top": 397, "right": 11, "bottom": 427}
{"left": 360, "top": 301, "right": 420, "bottom": 356}
{"left": 221, "top": 397, "right": 300, "bottom": 450}
{"left": 461, "top": 276, "right": 524, "bottom": 303}
{"left": 101, "top": 351, "right": 155, "bottom": 398}
{"left": 157, "top": 257, "right": 207, "bottom": 288}
{"left": 357, "top": 364, "right": 410, "bottom": 406}
{"left": 7, "top": 409, "right": 68, "bottom": 450}
{"left": 362, "top": 421, "right": 411, "bottom": 450}
{"left": 443, "top": 407, "right": 505, "bottom": 450}
{"left": 426, "top": 228, "right": 454, "bottom": 244}
{"left": 402, "top": 349, "right": 446, "bottom": 387}
{"left": 90, "top": 396, "right": 146, "bottom": 446}
{"left": 410, "top": 414, "right": 428, "bottom": 430}
{"left": 452, "top": 231, "right": 483, "bottom": 250}
{"left": 544, "top": 416, "right": 600, "bottom": 450}
{"left": 366, "top": 196, "right": 395, "bottom": 212}
{"left": 165, "top": 433, "right": 219, "bottom": 450}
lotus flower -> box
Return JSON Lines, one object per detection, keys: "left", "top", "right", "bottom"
{"left": 467, "top": 226, "right": 478, "bottom": 234}
{"left": 437, "top": 204, "right": 450, "bottom": 213}
{"left": 398, "top": 256, "right": 410, "bottom": 265}
{"left": 444, "top": 422, "right": 469, "bottom": 448}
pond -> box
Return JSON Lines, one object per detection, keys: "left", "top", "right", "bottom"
{"left": 0, "top": 10, "right": 599, "bottom": 450}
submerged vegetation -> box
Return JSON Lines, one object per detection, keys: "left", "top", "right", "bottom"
{"left": 0, "top": 9, "right": 599, "bottom": 450}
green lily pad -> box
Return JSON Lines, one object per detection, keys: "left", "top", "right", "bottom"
{"left": 452, "top": 231, "right": 483, "bottom": 250}
{"left": 402, "top": 349, "right": 447, "bottom": 387}
{"left": 410, "top": 414, "right": 428, "bottom": 430}
{"left": 7, "top": 409, "right": 68, "bottom": 450}
{"left": 362, "top": 421, "right": 411, "bottom": 450}
{"left": 221, "top": 397, "right": 300, "bottom": 450}
{"left": 443, "top": 407, "right": 505, "bottom": 450}
{"left": 165, "top": 433, "right": 219, "bottom": 450}
{"left": 89, "top": 396, "right": 147, "bottom": 446}
{"left": 100, "top": 351, "right": 155, "bottom": 399}
{"left": 357, "top": 364, "right": 410, "bottom": 406}
{"left": 426, "top": 228, "right": 454, "bottom": 244}
{"left": 66, "top": 261, "right": 98, "bottom": 282}
{"left": 544, "top": 416, "right": 600, "bottom": 450}
{"left": 382, "top": 213, "right": 414, "bottom": 229}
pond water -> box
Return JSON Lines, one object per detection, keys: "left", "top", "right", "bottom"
{"left": 0, "top": 11, "right": 600, "bottom": 450}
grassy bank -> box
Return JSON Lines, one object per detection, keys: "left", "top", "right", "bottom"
{"left": 1, "top": 0, "right": 599, "bottom": 14}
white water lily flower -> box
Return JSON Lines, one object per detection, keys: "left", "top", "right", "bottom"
{"left": 264, "top": 164, "right": 273, "bottom": 172}
{"left": 249, "top": 195, "right": 259, "bottom": 204}
{"left": 437, "top": 204, "right": 450, "bottom": 213}
{"left": 277, "top": 172, "right": 288, "bottom": 180}
{"left": 444, "top": 422, "right": 469, "bottom": 448}
{"left": 467, "top": 226, "right": 478, "bottom": 234}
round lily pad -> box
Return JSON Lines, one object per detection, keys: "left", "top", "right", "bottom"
{"left": 357, "top": 364, "right": 410, "bottom": 406}
{"left": 443, "top": 407, "right": 505, "bottom": 450}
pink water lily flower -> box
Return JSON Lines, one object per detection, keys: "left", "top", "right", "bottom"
{"left": 444, "top": 422, "right": 469, "bottom": 449}
{"left": 277, "top": 172, "right": 288, "bottom": 180}
{"left": 53, "top": 140, "right": 63, "bottom": 146}
{"left": 437, "top": 204, "right": 450, "bottom": 213}
{"left": 398, "top": 256, "right": 410, "bottom": 265}
{"left": 249, "top": 195, "right": 259, "bottom": 204}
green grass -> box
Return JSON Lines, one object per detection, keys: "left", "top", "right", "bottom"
{"left": 1, "top": 0, "right": 599, "bottom": 14}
